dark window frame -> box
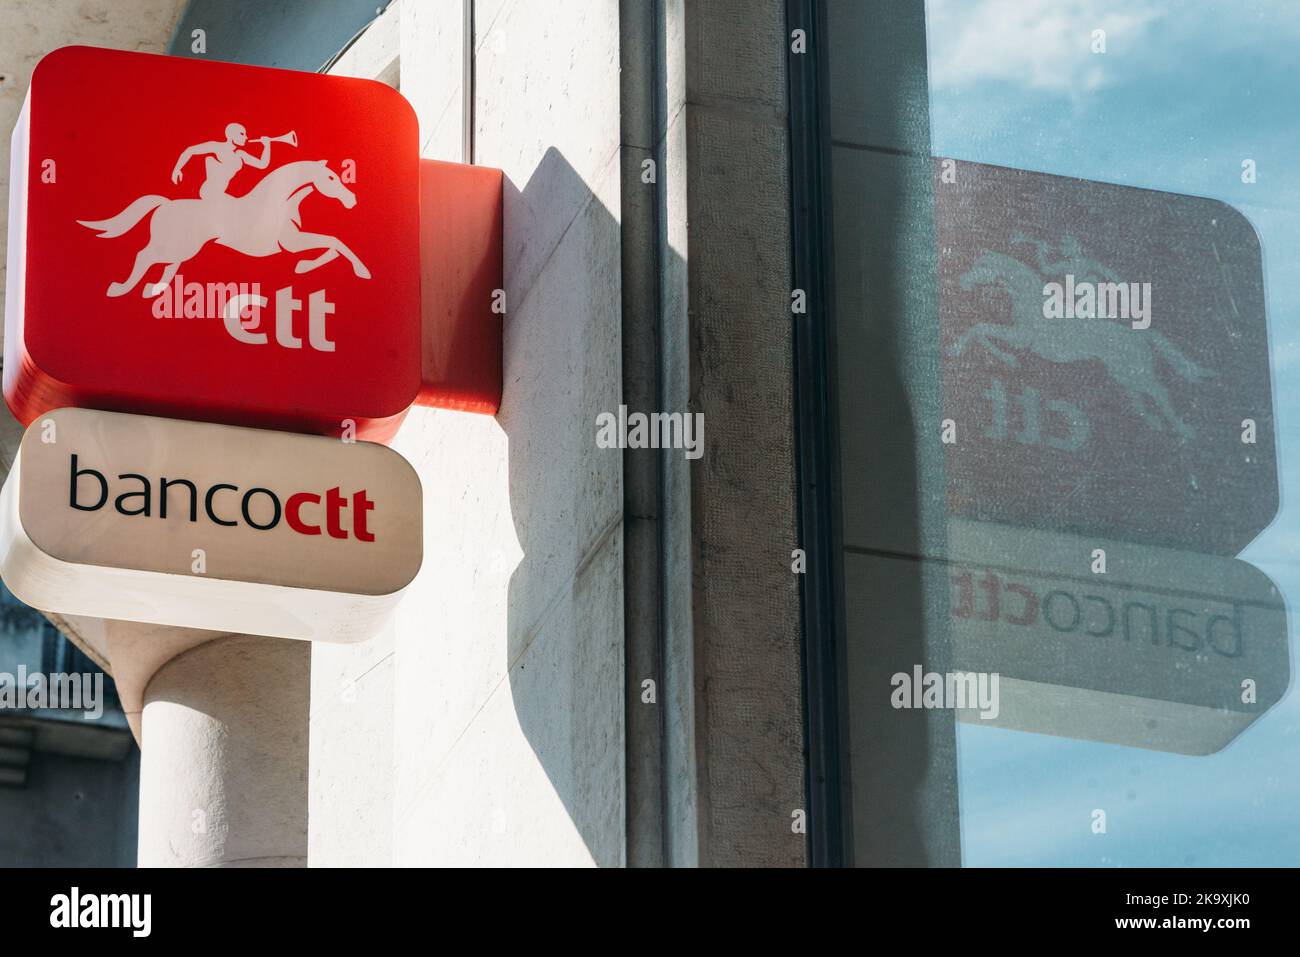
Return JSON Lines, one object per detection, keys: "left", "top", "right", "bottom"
{"left": 787, "top": 0, "right": 850, "bottom": 868}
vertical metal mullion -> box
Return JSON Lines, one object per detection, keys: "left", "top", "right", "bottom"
{"left": 621, "top": 0, "right": 669, "bottom": 867}
{"left": 787, "top": 0, "right": 850, "bottom": 868}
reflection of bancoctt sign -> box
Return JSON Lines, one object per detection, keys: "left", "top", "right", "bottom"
{"left": 946, "top": 520, "right": 1287, "bottom": 755}
{"left": 0, "top": 408, "right": 423, "bottom": 643}
{"left": 6, "top": 46, "right": 421, "bottom": 441}
{"left": 950, "top": 567, "right": 1245, "bottom": 658}
{"left": 845, "top": 520, "right": 1287, "bottom": 755}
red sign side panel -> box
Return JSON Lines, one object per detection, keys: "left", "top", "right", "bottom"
{"left": 416, "top": 159, "right": 503, "bottom": 415}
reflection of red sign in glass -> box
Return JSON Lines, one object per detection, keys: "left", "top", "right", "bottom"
{"left": 6, "top": 46, "right": 421, "bottom": 441}
{"left": 938, "top": 160, "right": 1276, "bottom": 555}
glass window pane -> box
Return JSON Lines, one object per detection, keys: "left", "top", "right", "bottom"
{"left": 823, "top": 0, "right": 1300, "bottom": 866}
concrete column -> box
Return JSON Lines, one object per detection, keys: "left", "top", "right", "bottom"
{"left": 137, "top": 635, "right": 310, "bottom": 867}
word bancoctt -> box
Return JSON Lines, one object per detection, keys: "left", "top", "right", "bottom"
{"left": 150, "top": 274, "right": 338, "bottom": 352}
{"left": 951, "top": 568, "right": 1244, "bottom": 658}
{"left": 68, "top": 454, "right": 376, "bottom": 540}
{"left": 1042, "top": 273, "right": 1152, "bottom": 329}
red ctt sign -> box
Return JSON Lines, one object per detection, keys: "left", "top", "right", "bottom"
{"left": 6, "top": 46, "right": 423, "bottom": 441}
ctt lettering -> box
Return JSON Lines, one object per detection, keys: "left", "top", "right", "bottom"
{"left": 67, "top": 454, "right": 375, "bottom": 541}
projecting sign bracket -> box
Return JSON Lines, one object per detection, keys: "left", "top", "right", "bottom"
{"left": 413, "top": 158, "right": 504, "bottom": 417}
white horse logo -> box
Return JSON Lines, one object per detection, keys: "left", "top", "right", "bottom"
{"left": 78, "top": 122, "right": 370, "bottom": 298}
{"left": 951, "top": 236, "right": 1214, "bottom": 439}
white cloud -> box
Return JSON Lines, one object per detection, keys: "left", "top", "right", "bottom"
{"left": 927, "top": 0, "right": 1166, "bottom": 96}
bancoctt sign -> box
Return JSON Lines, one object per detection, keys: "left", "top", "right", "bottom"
{"left": 5, "top": 46, "right": 422, "bottom": 441}
{"left": 0, "top": 408, "right": 423, "bottom": 642}
{"left": 67, "top": 455, "right": 380, "bottom": 540}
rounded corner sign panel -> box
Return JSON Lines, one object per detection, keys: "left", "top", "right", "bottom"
{"left": 936, "top": 160, "right": 1277, "bottom": 556}
{"left": 0, "top": 407, "right": 424, "bottom": 643}
{"left": 6, "top": 46, "right": 421, "bottom": 443}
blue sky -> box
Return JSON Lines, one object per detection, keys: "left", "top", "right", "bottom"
{"left": 923, "top": 0, "right": 1300, "bottom": 866}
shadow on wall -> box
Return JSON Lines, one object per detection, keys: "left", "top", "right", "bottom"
{"left": 497, "top": 146, "right": 625, "bottom": 865}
